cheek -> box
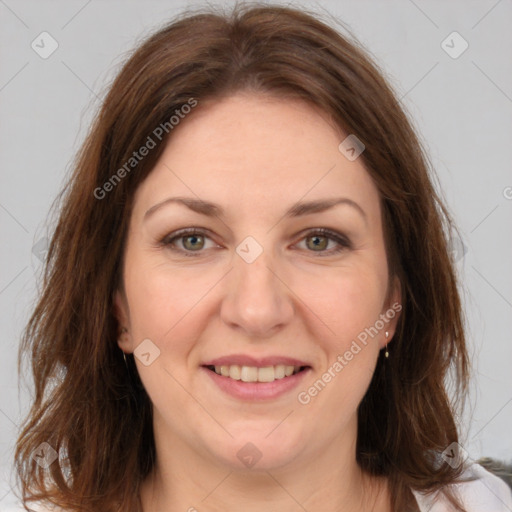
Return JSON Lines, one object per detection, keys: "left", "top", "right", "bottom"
{"left": 124, "top": 252, "right": 216, "bottom": 339}
{"left": 125, "top": 248, "right": 388, "bottom": 356}
{"left": 294, "top": 264, "right": 387, "bottom": 345}
{"left": 294, "top": 263, "right": 388, "bottom": 419}
{"left": 124, "top": 256, "right": 213, "bottom": 401}
{"left": 295, "top": 281, "right": 383, "bottom": 433}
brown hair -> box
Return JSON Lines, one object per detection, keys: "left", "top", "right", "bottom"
{"left": 15, "top": 3, "right": 470, "bottom": 511}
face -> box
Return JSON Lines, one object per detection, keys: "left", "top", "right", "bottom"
{"left": 114, "top": 92, "right": 400, "bottom": 471}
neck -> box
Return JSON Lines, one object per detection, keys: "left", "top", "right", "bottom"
{"left": 139, "top": 415, "right": 391, "bottom": 512}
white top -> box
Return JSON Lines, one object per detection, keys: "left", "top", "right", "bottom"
{"left": 412, "top": 463, "right": 512, "bottom": 511}
{"left": 9, "top": 463, "right": 512, "bottom": 511}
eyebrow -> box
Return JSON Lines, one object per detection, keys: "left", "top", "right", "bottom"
{"left": 143, "top": 196, "right": 367, "bottom": 222}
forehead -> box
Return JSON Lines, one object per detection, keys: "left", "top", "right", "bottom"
{"left": 131, "top": 93, "right": 381, "bottom": 223}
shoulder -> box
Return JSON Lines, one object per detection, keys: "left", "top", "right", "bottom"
{"left": 412, "top": 462, "right": 512, "bottom": 511}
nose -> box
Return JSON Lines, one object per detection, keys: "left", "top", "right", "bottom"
{"left": 220, "top": 244, "right": 294, "bottom": 339}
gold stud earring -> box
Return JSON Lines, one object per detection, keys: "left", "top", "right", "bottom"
{"left": 385, "top": 331, "right": 389, "bottom": 358}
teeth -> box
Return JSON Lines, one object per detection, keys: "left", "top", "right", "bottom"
{"left": 257, "top": 366, "right": 275, "bottom": 382}
{"left": 274, "top": 365, "right": 285, "bottom": 379}
{"left": 211, "top": 364, "right": 303, "bottom": 382}
{"left": 229, "top": 365, "right": 241, "bottom": 380}
{"left": 241, "top": 366, "right": 258, "bottom": 382}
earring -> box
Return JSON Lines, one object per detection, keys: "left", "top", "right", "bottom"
{"left": 384, "top": 331, "right": 389, "bottom": 358}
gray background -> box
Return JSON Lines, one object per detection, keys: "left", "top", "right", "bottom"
{"left": 1, "top": 0, "right": 511, "bottom": 509}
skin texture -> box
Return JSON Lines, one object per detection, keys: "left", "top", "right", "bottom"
{"left": 114, "top": 93, "right": 401, "bottom": 512}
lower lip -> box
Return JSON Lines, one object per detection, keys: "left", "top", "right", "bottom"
{"left": 201, "top": 366, "right": 311, "bottom": 401}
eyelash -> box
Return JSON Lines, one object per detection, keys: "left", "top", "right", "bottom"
{"left": 159, "top": 227, "right": 351, "bottom": 258}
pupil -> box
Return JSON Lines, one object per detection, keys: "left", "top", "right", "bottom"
{"left": 309, "top": 235, "right": 326, "bottom": 250}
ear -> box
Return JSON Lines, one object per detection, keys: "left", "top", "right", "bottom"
{"left": 379, "top": 275, "right": 402, "bottom": 349}
{"left": 113, "top": 289, "right": 133, "bottom": 353}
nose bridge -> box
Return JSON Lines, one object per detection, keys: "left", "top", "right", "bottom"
{"left": 221, "top": 236, "right": 294, "bottom": 337}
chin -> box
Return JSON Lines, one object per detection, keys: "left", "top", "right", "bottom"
{"left": 205, "top": 425, "right": 306, "bottom": 471}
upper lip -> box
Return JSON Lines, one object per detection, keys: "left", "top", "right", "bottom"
{"left": 202, "top": 354, "right": 311, "bottom": 368}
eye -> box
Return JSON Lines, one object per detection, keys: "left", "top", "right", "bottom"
{"left": 160, "top": 227, "right": 351, "bottom": 257}
{"left": 160, "top": 228, "right": 218, "bottom": 256}
{"left": 295, "top": 228, "right": 351, "bottom": 255}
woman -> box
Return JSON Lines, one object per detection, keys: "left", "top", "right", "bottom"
{"left": 14, "top": 4, "right": 512, "bottom": 511}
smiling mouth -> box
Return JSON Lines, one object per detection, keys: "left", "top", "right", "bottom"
{"left": 204, "top": 364, "right": 309, "bottom": 383}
